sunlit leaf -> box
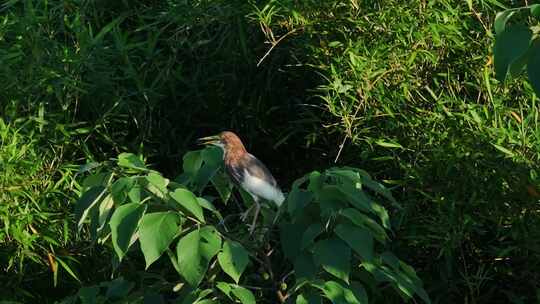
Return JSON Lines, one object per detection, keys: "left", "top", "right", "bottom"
{"left": 75, "top": 186, "right": 107, "bottom": 231}
{"left": 117, "top": 153, "right": 146, "bottom": 171}
{"left": 110, "top": 203, "right": 146, "bottom": 261}
{"left": 170, "top": 188, "right": 205, "bottom": 223}
{"left": 217, "top": 240, "right": 249, "bottom": 284}
{"left": 312, "top": 280, "right": 363, "bottom": 304}
{"left": 494, "top": 10, "right": 515, "bottom": 34}
{"left": 139, "top": 212, "right": 180, "bottom": 269}
{"left": 230, "top": 285, "right": 256, "bottom": 304}
{"left": 177, "top": 230, "right": 206, "bottom": 286}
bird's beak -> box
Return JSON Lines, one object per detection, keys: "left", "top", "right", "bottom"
{"left": 197, "top": 135, "right": 221, "bottom": 146}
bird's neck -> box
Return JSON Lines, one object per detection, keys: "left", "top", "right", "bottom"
{"left": 224, "top": 145, "right": 247, "bottom": 164}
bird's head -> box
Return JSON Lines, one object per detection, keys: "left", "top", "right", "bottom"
{"left": 197, "top": 131, "right": 246, "bottom": 153}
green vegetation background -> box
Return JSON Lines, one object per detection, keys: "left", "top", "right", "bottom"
{"left": 1, "top": 0, "right": 539, "bottom": 303}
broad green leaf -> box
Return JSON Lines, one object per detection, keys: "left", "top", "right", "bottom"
{"left": 118, "top": 153, "right": 146, "bottom": 170}
{"left": 104, "top": 277, "right": 134, "bottom": 299}
{"left": 296, "top": 292, "right": 322, "bottom": 304}
{"left": 294, "top": 252, "right": 318, "bottom": 285}
{"left": 335, "top": 224, "right": 374, "bottom": 262}
{"left": 197, "top": 197, "right": 223, "bottom": 221}
{"left": 146, "top": 171, "right": 169, "bottom": 194}
{"left": 182, "top": 150, "right": 203, "bottom": 176}
{"left": 341, "top": 208, "right": 388, "bottom": 244}
{"left": 78, "top": 286, "right": 100, "bottom": 304}
{"left": 75, "top": 186, "right": 107, "bottom": 231}
{"left": 318, "top": 186, "right": 349, "bottom": 217}
{"left": 177, "top": 230, "right": 206, "bottom": 286}
{"left": 194, "top": 163, "right": 219, "bottom": 192}
{"left": 287, "top": 188, "right": 314, "bottom": 217}
{"left": 128, "top": 182, "right": 142, "bottom": 204}
{"left": 350, "top": 282, "right": 368, "bottom": 304}
{"left": 171, "top": 189, "right": 205, "bottom": 223}
{"left": 308, "top": 171, "right": 323, "bottom": 194}
{"left": 313, "top": 281, "right": 362, "bottom": 304}
{"left": 313, "top": 238, "right": 351, "bottom": 283}
{"left": 110, "top": 203, "right": 146, "bottom": 261}
{"left": 199, "top": 226, "right": 222, "bottom": 260}
{"left": 527, "top": 40, "right": 540, "bottom": 96}
{"left": 216, "top": 281, "right": 233, "bottom": 299}
{"left": 230, "top": 285, "right": 256, "bottom": 304}
{"left": 211, "top": 172, "right": 233, "bottom": 204}
{"left": 217, "top": 240, "right": 249, "bottom": 284}
{"left": 82, "top": 172, "right": 112, "bottom": 190}
{"left": 494, "top": 25, "right": 532, "bottom": 82}
{"left": 494, "top": 10, "right": 515, "bottom": 34}
{"left": 301, "top": 223, "right": 324, "bottom": 250}
{"left": 280, "top": 222, "right": 306, "bottom": 260}
{"left": 201, "top": 146, "right": 223, "bottom": 167}
{"left": 531, "top": 4, "right": 540, "bottom": 19}
{"left": 97, "top": 194, "right": 115, "bottom": 235}
{"left": 111, "top": 177, "right": 134, "bottom": 205}
{"left": 139, "top": 212, "right": 180, "bottom": 268}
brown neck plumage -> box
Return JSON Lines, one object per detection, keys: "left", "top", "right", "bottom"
{"left": 222, "top": 132, "right": 248, "bottom": 164}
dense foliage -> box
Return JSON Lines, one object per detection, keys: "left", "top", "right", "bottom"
{"left": 1, "top": 0, "right": 539, "bottom": 303}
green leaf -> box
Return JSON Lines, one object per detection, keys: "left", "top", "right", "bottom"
{"left": 75, "top": 186, "right": 107, "bottom": 231}
{"left": 494, "top": 25, "right": 532, "bottom": 82}
{"left": 296, "top": 292, "right": 322, "bottom": 304}
{"left": 350, "top": 282, "right": 368, "bottom": 304}
{"left": 110, "top": 203, "right": 146, "bottom": 261}
{"left": 97, "top": 194, "right": 115, "bottom": 235}
{"left": 280, "top": 222, "right": 306, "bottom": 260}
{"left": 287, "top": 188, "right": 314, "bottom": 217}
{"left": 201, "top": 146, "right": 223, "bottom": 167}
{"left": 494, "top": 10, "right": 515, "bottom": 35}
{"left": 217, "top": 240, "right": 249, "bottom": 284}
{"left": 139, "top": 212, "right": 180, "bottom": 269}
{"left": 313, "top": 238, "right": 351, "bottom": 283}
{"left": 170, "top": 189, "right": 205, "bottom": 223}
{"left": 177, "top": 230, "right": 206, "bottom": 286}
{"left": 197, "top": 197, "right": 223, "bottom": 221}
{"left": 111, "top": 177, "right": 134, "bottom": 205}
{"left": 199, "top": 225, "right": 222, "bottom": 260}
{"left": 375, "top": 139, "right": 403, "bottom": 149}
{"left": 301, "top": 223, "right": 324, "bottom": 250}
{"left": 78, "top": 286, "right": 100, "bottom": 304}
{"left": 318, "top": 186, "right": 349, "bottom": 217}
{"left": 341, "top": 208, "right": 388, "bottom": 244}
{"left": 527, "top": 40, "right": 540, "bottom": 96}
{"left": 294, "top": 252, "right": 318, "bottom": 285}
{"left": 104, "top": 277, "right": 134, "bottom": 299}
{"left": 127, "top": 182, "right": 143, "bottom": 204}
{"left": 211, "top": 172, "right": 233, "bottom": 204}
{"left": 230, "top": 285, "right": 256, "bottom": 304}
{"left": 492, "top": 143, "right": 515, "bottom": 157}
{"left": 335, "top": 224, "right": 374, "bottom": 262}
{"left": 118, "top": 153, "right": 146, "bottom": 170}
{"left": 182, "top": 151, "right": 203, "bottom": 176}
{"left": 531, "top": 4, "right": 540, "bottom": 19}
{"left": 313, "top": 281, "right": 363, "bottom": 304}
{"left": 146, "top": 171, "right": 169, "bottom": 194}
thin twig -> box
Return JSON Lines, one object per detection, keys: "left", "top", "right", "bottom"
{"left": 257, "top": 28, "right": 300, "bottom": 67}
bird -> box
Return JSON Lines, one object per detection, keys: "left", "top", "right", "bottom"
{"left": 198, "top": 131, "right": 285, "bottom": 234}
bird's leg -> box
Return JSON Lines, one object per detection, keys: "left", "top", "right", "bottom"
{"left": 249, "top": 201, "right": 261, "bottom": 235}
